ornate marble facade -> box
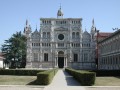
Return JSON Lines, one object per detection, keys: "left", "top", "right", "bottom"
{"left": 24, "top": 7, "right": 96, "bottom": 69}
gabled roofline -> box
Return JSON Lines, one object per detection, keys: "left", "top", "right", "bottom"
{"left": 98, "top": 29, "right": 120, "bottom": 44}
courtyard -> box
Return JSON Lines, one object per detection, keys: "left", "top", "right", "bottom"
{"left": 0, "top": 70, "right": 120, "bottom": 86}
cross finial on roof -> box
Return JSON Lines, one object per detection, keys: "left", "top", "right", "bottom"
{"left": 60, "top": 3, "right": 61, "bottom": 9}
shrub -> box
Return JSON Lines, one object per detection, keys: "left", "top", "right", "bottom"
{"left": 0, "top": 69, "right": 45, "bottom": 76}
{"left": 90, "top": 70, "right": 120, "bottom": 76}
{"left": 37, "top": 68, "right": 58, "bottom": 85}
{"left": 65, "top": 68, "right": 96, "bottom": 86}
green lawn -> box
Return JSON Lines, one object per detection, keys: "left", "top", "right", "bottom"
{"left": 0, "top": 75, "right": 120, "bottom": 86}
{"left": 0, "top": 75, "right": 36, "bottom": 85}
{"left": 95, "top": 76, "right": 120, "bottom": 86}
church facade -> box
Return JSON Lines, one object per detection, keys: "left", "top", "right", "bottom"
{"left": 24, "top": 7, "right": 96, "bottom": 69}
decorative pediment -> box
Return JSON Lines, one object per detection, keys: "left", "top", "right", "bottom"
{"left": 31, "top": 30, "right": 40, "bottom": 39}
{"left": 54, "top": 27, "right": 68, "bottom": 31}
{"left": 82, "top": 31, "right": 91, "bottom": 41}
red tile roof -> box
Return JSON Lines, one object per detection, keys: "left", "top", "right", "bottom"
{"left": 98, "top": 32, "right": 112, "bottom": 37}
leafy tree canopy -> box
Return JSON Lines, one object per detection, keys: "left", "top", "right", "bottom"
{"left": 1, "top": 31, "right": 26, "bottom": 68}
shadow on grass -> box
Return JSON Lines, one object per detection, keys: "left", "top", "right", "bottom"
{"left": 27, "top": 79, "right": 39, "bottom": 85}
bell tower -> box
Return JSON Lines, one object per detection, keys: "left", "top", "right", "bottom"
{"left": 57, "top": 5, "right": 64, "bottom": 18}
{"left": 91, "top": 19, "right": 96, "bottom": 40}
{"left": 24, "top": 20, "right": 32, "bottom": 68}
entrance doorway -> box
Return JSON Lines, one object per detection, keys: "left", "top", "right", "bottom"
{"left": 58, "top": 51, "right": 64, "bottom": 68}
{"left": 58, "top": 57, "right": 64, "bottom": 68}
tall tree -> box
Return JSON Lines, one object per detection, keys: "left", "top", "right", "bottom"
{"left": 1, "top": 31, "right": 26, "bottom": 68}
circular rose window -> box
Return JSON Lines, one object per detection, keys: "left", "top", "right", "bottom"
{"left": 58, "top": 34, "right": 64, "bottom": 40}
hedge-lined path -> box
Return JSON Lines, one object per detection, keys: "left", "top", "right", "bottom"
{"left": 43, "top": 69, "right": 120, "bottom": 90}
{"left": 50, "top": 69, "right": 80, "bottom": 86}
{"left": 44, "top": 69, "right": 86, "bottom": 90}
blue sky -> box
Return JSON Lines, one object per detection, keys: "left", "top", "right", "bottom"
{"left": 0, "top": 0, "right": 120, "bottom": 48}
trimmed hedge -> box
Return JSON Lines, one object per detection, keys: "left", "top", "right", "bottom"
{"left": 37, "top": 68, "right": 58, "bottom": 85}
{"left": 0, "top": 69, "right": 45, "bottom": 76}
{"left": 90, "top": 70, "right": 120, "bottom": 76}
{"left": 65, "top": 68, "right": 96, "bottom": 86}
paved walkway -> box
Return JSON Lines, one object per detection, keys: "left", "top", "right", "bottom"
{"left": 0, "top": 85, "right": 120, "bottom": 90}
{"left": 0, "top": 85, "right": 44, "bottom": 90}
{"left": 44, "top": 69, "right": 85, "bottom": 90}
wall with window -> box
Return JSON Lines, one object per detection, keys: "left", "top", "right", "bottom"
{"left": 43, "top": 32, "right": 50, "bottom": 39}
{"left": 98, "top": 30, "right": 120, "bottom": 70}
{"left": 33, "top": 53, "right": 38, "bottom": 61}
{"left": 44, "top": 53, "right": 48, "bottom": 62}
{"left": 72, "top": 32, "right": 80, "bottom": 39}
{"left": 74, "top": 54, "right": 78, "bottom": 62}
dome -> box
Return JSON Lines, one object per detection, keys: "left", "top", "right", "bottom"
{"left": 57, "top": 6, "right": 63, "bottom": 18}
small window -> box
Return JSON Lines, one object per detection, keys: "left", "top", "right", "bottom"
{"left": 42, "top": 43, "right": 44, "bottom": 46}
{"left": 47, "top": 32, "right": 50, "bottom": 38}
{"left": 44, "top": 53, "right": 48, "bottom": 62}
{"left": 76, "top": 32, "right": 79, "bottom": 38}
{"left": 43, "top": 32, "right": 46, "bottom": 38}
{"left": 74, "top": 54, "right": 78, "bottom": 62}
{"left": 34, "top": 53, "right": 38, "bottom": 61}
{"left": 72, "top": 32, "right": 75, "bottom": 39}
{"left": 84, "top": 53, "right": 88, "bottom": 61}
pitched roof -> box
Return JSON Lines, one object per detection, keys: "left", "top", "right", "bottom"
{"left": 0, "top": 52, "right": 4, "bottom": 60}
{"left": 98, "top": 32, "right": 112, "bottom": 37}
{"left": 98, "top": 29, "right": 120, "bottom": 43}
{"left": 0, "top": 52, "right": 3, "bottom": 57}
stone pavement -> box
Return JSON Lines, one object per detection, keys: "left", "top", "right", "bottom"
{"left": 0, "top": 85, "right": 120, "bottom": 90}
{"left": 0, "top": 85, "right": 44, "bottom": 90}
{"left": 44, "top": 69, "right": 85, "bottom": 90}
{"left": 85, "top": 86, "right": 120, "bottom": 90}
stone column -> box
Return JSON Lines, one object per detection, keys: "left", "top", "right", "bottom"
{"left": 66, "top": 57, "right": 67, "bottom": 67}
{"left": 64, "top": 57, "right": 66, "bottom": 67}
{"left": 55, "top": 57, "right": 56, "bottom": 67}
{"left": 41, "top": 50, "right": 43, "bottom": 62}
{"left": 56, "top": 57, "right": 58, "bottom": 67}
{"left": 55, "top": 57, "right": 58, "bottom": 67}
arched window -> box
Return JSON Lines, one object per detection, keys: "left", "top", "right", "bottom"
{"left": 72, "top": 32, "right": 75, "bottom": 39}
{"left": 47, "top": 32, "right": 50, "bottom": 38}
{"left": 43, "top": 32, "right": 46, "bottom": 38}
{"left": 76, "top": 32, "right": 79, "bottom": 38}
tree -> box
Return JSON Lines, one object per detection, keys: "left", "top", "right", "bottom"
{"left": 1, "top": 31, "right": 26, "bottom": 68}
